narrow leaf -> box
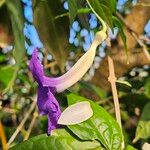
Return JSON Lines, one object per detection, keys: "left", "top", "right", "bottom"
{"left": 68, "top": 0, "right": 78, "bottom": 24}
{"left": 6, "top": 0, "right": 25, "bottom": 65}
{"left": 112, "top": 16, "right": 127, "bottom": 51}
{"left": 116, "top": 80, "right": 132, "bottom": 87}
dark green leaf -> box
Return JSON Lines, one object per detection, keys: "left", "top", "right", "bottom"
{"left": 68, "top": 0, "right": 78, "bottom": 24}
{"left": 133, "top": 102, "right": 150, "bottom": 142}
{"left": 144, "top": 78, "right": 150, "bottom": 98}
{"left": 33, "top": 0, "right": 69, "bottom": 71}
{"left": 4, "top": 0, "right": 25, "bottom": 93}
{"left": 80, "top": 81, "right": 107, "bottom": 98}
{"left": 6, "top": 0, "right": 25, "bottom": 65}
{"left": 112, "top": 16, "right": 127, "bottom": 51}
{"left": 67, "top": 93, "right": 123, "bottom": 150}
{"left": 87, "top": 0, "right": 116, "bottom": 28}
{"left": 11, "top": 129, "right": 103, "bottom": 150}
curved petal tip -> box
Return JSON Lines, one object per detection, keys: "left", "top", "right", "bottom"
{"left": 58, "top": 101, "right": 93, "bottom": 125}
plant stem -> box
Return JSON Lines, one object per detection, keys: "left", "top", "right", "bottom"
{"left": 0, "top": 121, "right": 8, "bottom": 150}
{"left": 24, "top": 111, "right": 38, "bottom": 141}
{"left": 107, "top": 56, "right": 122, "bottom": 127}
{"left": 108, "top": 56, "right": 125, "bottom": 149}
{"left": 86, "top": 0, "right": 107, "bottom": 32}
{"left": 7, "top": 100, "right": 36, "bottom": 147}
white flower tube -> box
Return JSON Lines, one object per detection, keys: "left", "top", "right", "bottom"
{"left": 52, "top": 31, "right": 107, "bottom": 92}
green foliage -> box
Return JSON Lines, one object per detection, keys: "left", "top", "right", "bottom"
{"left": 112, "top": 16, "right": 127, "bottom": 51}
{"left": 33, "top": 0, "right": 69, "bottom": 71}
{"left": 67, "top": 94, "right": 123, "bottom": 150}
{"left": 68, "top": 0, "right": 78, "bottom": 25}
{"left": 2, "top": 0, "right": 26, "bottom": 93}
{"left": 87, "top": 0, "right": 127, "bottom": 51}
{"left": 6, "top": 0, "right": 25, "bottom": 66}
{"left": 134, "top": 102, "right": 150, "bottom": 142}
{"left": 144, "top": 78, "right": 150, "bottom": 98}
{"left": 10, "top": 93, "right": 123, "bottom": 149}
{"left": 126, "top": 145, "right": 137, "bottom": 150}
{"left": 80, "top": 81, "right": 107, "bottom": 98}
{"left": 11, "top": 129, "right": 103, "bottom": 150}
{"left": 0, "top": 65, "right": 14, "bottom": 87}
{"left": 87, "top": 0, "right": 116, "bottom": 28}
{"left": 116, "top": 80, "right": 132, "bottom": 87}
{"left": 0, "top": 0, "right": 5, "bottom": 7}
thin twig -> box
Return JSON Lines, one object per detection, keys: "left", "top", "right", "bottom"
{"left": 139, "top": 35, "right": 150, "bottom": 43}
{"left": 116, "top": 12, "right": 150, "bottom": 62}
{"left": 135, "top": 3, "right": 150, "bottom": 7}
{"left": 44, "top": 61, "right": 57, "bottom": 69}
{"left": 24, "top": 111, "right": 38, "bottom": 141}
{"left": 108, "top": 56, "right": 125, "bottom": 149}
{"left": 7, "top": 101, "right": 36, "bottom": 146}
{"left": 107, "top": 56, "right": 122, "bottom": 127}
{"left": 0, "top": 121, "right": 8, "bottom": 150}
{"left": 1, "top": 107, "right": 17, "bottom": 114}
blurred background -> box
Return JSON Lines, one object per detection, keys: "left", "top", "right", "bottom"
{"left": 0, "top": 0, "right": 150, "bottom": 149}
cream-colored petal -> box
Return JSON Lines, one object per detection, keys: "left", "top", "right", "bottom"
{"left": 142, "top": 143, "right": 150, "bottom": 150}
{"left": 54, "top": 31, "right": 107, "bottom": 92}
{"left": 58, "top": 101, "right": 93, "bottom": 125}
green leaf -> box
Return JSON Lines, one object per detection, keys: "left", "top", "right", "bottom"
{"left": 4, "top": 0, "right": 25, "bottom": 93}
{"left": 87, "top": 0, "right": 116, "bottom": 28}
{"left": 116, "top": 80, "right": 132, "bottom": 87}
{"left": 6, "top": 0, "right": 25, "bottom": 65}
{"left": 0, "top": 65, "right": 15, "bottom": 87}
{"left": 11, "top": 129, "right": 103, "bottom": 150}
{"left": 144, "top": 78, "right": 150, "bottom": 98}
{"left": 67, "top": 93, "right": 123, "bottom": 150}
{"left": 126, "top": 145, "right": 137, "bottom": 150}
{"left": 0, "top": 0, "right": 5, "bottom": 7}
{"left": 133, "top": 102, "right": 150, "bottom": 143}
{"left": 112, "top": 16, "right": 127, "bottom": 52}
{"left": 68, "top": 0, "right": 78, "bottom": 25}
{"left": 33, "top": 0, "right": 69, "bottom": 71}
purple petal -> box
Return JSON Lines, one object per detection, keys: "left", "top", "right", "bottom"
{"left": 37, "top": 86, "right": 61, "bottom": 134}
{"left": 29, "top": 49, "right": 44, "bottom": 84}
{"left": 29, "top": 49, "right": 58, "bottom": 86}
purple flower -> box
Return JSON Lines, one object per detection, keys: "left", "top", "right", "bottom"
{"left": 29, "top": 31, "right": 106, "bottom": 134}
{"left": 29, "top": 49, "right": 61, "bottom": 134}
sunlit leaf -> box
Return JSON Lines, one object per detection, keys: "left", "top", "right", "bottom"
{"left": 0, "top": 0, "right": 5, "bottom": 7}
{"left": 11, "top": 129, "right": 103, "bottom": 150}
{"left": 67, "top": 93, "right": 123, "bottom": 150}
{"left": 0, "top": 65, "right": 14, "bottom": 87}
{"left": 126, "top": 145, "right": 137, "bottom": 150}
